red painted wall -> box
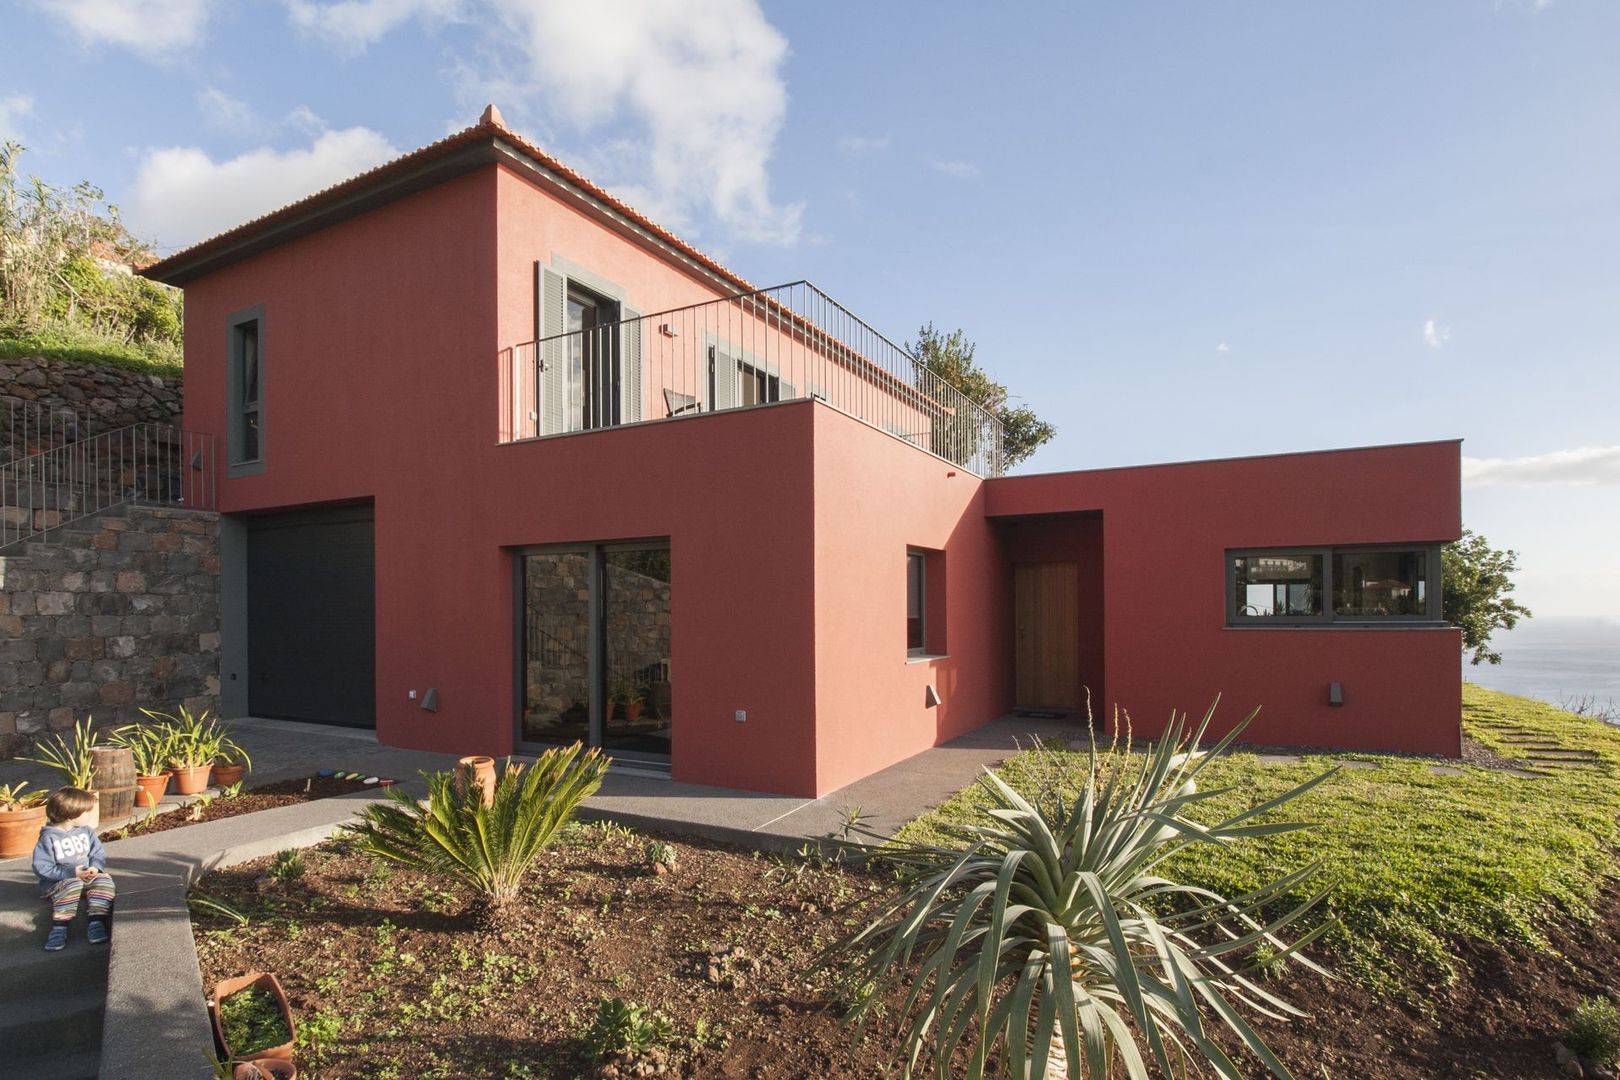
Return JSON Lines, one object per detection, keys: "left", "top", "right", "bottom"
{"left": 809, "top": 407, "right": 1009, "bottom": 795}
{"left": 986, "top": 442, "right": 1464, "bottom": 756}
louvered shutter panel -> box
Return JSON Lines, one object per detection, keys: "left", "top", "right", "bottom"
{"left": 779, "top": 379, "right": 796, "bottom": 402}
{"left": 710, "top": 346, "right": 739, "bottom": 411}
{"left": 539, "top": 266, "right": 567, "bottom": 435}
{"left": 620, "top": 308, "right": 642, "bottom": 423}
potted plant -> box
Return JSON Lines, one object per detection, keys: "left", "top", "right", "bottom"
{"left": 112, "top": 724, "right": 175, "bottom": 809}
{"left": 623, "top": 686, "right": 646, "bottom": 724}
{"left": 21, "top": 718, "right": 100, "bottom": 822}
{"left": 608, "top": 678, "right": 634, "bottom": 720}
{"left": 0, "top": 782, "right": 49, "bottom": 860}
{"left": 146, "top": 705, "right": 225, "bottom": 796}
{"left": 211, "top": 736, "right": 253, "bottom": 789}
{"left": 210, "top": 971, "right": 297, "bottom": 1065}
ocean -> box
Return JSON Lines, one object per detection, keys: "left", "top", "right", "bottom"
{"left": 1464, "top": 616, "right": 1620, "bottom": 715}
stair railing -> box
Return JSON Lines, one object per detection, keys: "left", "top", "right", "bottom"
{"left": 1, "top": 395, "right": 84, "bottom": 468}
{"left": 0, "top": 422, "right": 217, "bottom": 549}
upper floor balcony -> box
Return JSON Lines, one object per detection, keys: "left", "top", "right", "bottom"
{"left": 498, "top": 280, "right": 1005, "bottom": 478}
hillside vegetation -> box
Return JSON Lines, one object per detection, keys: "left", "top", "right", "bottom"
{"left": 896, "top": 685, "right": 1620, "bottom": 992}
{"left": 0, "top": 142, "right": 181, "bottom": 373}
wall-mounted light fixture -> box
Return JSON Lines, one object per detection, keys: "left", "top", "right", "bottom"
{"left": 421, "top": 688, "right": 439, "bottom": 712}
{"left": 924, "top": 684, "right": 941, "bottom": 708}
{"left": 1328, "top": 682, "right": 1344, "bottom": 707}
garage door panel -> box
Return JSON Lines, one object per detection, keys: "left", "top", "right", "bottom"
{"left": 248, "top": 508, "right": 375, "bottom": 728}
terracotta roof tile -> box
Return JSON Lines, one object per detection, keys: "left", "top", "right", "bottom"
{"left": 140, "top": 109, "right": 758, "bottom": 293}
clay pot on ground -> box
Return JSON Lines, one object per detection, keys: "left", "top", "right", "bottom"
{"left": 212, "top": 763, "right": 246, "bottom": 787}
{"left": 211, "top": 971, "right": 297, "bottom": 1064}
{"left": 134, "top": 772, "right": 172, "bottom": 810}
{"left": 171, "top": 764, "right": 213, "bottom": 796}
{"left": 233, "top": 1059, "right": 297, "bottom": 1080}
{"left": 623, "top": 701, "right": 645, "bottom": 723}
{"left": 0, "top": 802, "right": 48, "bottom": 860}
{"left": 91, "top": 745, "right": 138, "bottom": 825}
{"left": 457, "top": 756, "right": 497, "bottom": 807}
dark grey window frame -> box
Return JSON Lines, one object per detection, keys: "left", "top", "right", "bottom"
{"left": 225, "top": 304, "right": 266, "bottom": 477}
{"left": 512, "top": 537, "right": 671, "bottom": 768}
{"left": 1226, "top": 544, "right": 1444, "bottom": 627}
{"left": 907, "top": 549, "right": 928, "bottom": 657}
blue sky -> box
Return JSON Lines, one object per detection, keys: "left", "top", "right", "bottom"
{"left": 4, "top": 0, "right": 1616, "bottom": 618}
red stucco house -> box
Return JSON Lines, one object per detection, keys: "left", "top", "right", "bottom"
{"left": 141, "top": 108, "right": 1463, "bottom": 798}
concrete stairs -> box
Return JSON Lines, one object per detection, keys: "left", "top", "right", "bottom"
{"left": 0, "top": 873, "right": 107, "bottom": 1080}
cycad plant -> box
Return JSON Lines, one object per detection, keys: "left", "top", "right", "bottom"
{"left": 344, "top": 743, "right": 608, "bottom": 922}
{"left": 821, "top": 702, "right": 1337, "bottom": 1080}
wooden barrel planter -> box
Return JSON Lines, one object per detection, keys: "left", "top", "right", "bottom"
{"left": 92, "top": 745, "right": 138, "bottom": 824}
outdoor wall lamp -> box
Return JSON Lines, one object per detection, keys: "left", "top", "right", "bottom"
{"left": 421, "top": 688, "right": 439, "bottom": 712}
{"left": 1328, "top": 682, "right": 1344, "bottom": 707}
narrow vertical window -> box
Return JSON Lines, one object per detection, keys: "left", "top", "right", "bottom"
{"left": 226, "top": 306, "right": 266, "bottom": 476}
{"left": 907, "top": 551, "right": 927, "bottom": 656}
{"left": 238, "top": 321, "right": 260, "bottom": 462}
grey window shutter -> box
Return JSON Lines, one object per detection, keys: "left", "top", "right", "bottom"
{"left": 620, "top": 308, "right": 642, "bottom": 423}
{"left": 779, "top": 378, "right": 796, "bottom": 402}
{"left": 710, "top": 345, "right": 739, "bottom": 411}
{"left": 539, "top": 266, "right": 567, "bottom": 435}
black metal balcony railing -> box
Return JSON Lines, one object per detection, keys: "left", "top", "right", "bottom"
{"left": 499, "top": 281, "right": 1005, "bottom": 478}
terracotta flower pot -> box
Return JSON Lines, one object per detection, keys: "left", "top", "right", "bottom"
{"left": 0, "top": 803, "right": 47, "bottom": 861}
{"left": 623, "top": 701, "right": 644, "bottom": 723}
{"left": 457, "top": 755, "right": 496, "bottom": 807}
{"left": 134, "top": 773, "right": 171, "bottom": 810}
{"left": 234, "top": 1059, "right": 297, "bottom": 1080}
{"left": 171, "top": 763, "right": 213, "bottom": 796}
{"left": 211, "top": 971, "right": 297, "bottom": 1064}
{"left": 212, "top": 763, "right": 246, "bottom": 787}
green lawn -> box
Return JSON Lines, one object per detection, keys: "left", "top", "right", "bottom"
{"left": 895, "top": 685, "right": 1620, "bottom": 990}
{"left": 0, "top": 325, "right": 181, "bottom": 377}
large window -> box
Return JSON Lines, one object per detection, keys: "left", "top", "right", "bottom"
{"left": 1228, "top": 546, "right": 1441, "bottom": 625}
{"left": 519, "top": 541, "right": 671, "bottom": 765}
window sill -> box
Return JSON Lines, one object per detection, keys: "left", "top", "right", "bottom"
{"left": 1224, "top": 621, "right": 1452, "bottom": 631}
{"left": 906, "top": 653, "right": 950, "bottom": 663}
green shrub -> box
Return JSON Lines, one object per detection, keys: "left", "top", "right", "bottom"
{"left": 822, "top": 703, "right": 1335, "bottom": 1080}
{"left": 268, "top": 849, "right": 305, "bottom": 884}
{"left": 1566, "top": 996, "right": 1620, "bottom": 1066}
{"left": 643, "top": 841, "right": 677, "bottom": 871}
{"left": 344, "top": 743, "right": 607, "bottom": 921}
{"left": 581, "top": 997, "right": 674, "bottom": 1057}
{"left": 217, "top": 986, "right": 291, "bottom": 1056}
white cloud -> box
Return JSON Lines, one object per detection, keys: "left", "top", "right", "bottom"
{"left": 34, "top": 0, "right": 214, "bottom": 56}
{"left": 1215, "top": 342, "right": 1230, "bottom": 354}
{"left": 129, "top": 126, "right": 398, "bottom": 249}
{"left": 285, "top": 0, "right": 461, "bottom": 50}
{"left": 0, "top": 94, "right": 32, "bottom": 142}
{"left": 929, "top": 159, "right": 981, "bottom": 179}
{"left": 483, "top": 0, "right": 802, "bottom": 245}
{"left": 1423, "top": 318, "right": 1450, "bottom": 349}
{"left": 197, "top": 88, "right": 264, "bottom": 137}
{"left": 839, "top": 134, "right": 890, "bottom": 154}
{"left": 1463, "top": 446, "right": 1620, "bottom": 487}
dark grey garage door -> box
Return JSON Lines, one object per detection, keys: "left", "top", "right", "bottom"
{"left": 247, "top": 506, "right": 376, "bottom": 728}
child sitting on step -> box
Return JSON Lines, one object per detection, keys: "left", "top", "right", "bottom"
{"left": 32, "top": 787, "right": 115, "bottom": 952}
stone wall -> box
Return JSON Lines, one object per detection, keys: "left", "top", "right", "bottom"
{"left": 0, "top": 506, "right": 219, "bottom": 756}
{"left": 1, "top": 354, "right": 183, "bottom": 440}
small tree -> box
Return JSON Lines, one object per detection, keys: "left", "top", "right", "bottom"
{"left": 1443, "top": 529, "right": 1532, "bottom": 665}
{"left": 910, "top": 323, "right": 1055, "bottom": 471}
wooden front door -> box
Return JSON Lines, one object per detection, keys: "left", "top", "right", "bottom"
{"left": 1014, "top": 562, "right": 1080, "bottom": 710}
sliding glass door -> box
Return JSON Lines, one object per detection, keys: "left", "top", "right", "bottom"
{"left": 518, "top": 541, "right": 672, "bottom": 767}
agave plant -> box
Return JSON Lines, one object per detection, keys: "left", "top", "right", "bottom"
{"left": 821, "top": 701, "right": 1337, "bottom": 1080}
{"left": 344, "top": 742, "right": 608, "bottom": 921}
{"left": 21, "top": 715, "right": 100, "bottom": 788}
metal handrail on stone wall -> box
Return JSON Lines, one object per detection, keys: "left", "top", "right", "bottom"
{"left": 0, "top": 422, "right": 217, "bottom": 549}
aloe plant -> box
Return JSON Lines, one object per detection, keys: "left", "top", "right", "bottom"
{"left": 21, "top": 716, "right": 100, "bottom": 788}
{"left": 0, "top": 782, "right": 47, "bottom": 810}
{"left": 111, "top": 722, "right": 176, "bottom": 776}
{"left": 820, "top": 701, "right": 1337, "bottom": 1080}
{"left": 344, "top": 742, "right": 608, "bottom": 921}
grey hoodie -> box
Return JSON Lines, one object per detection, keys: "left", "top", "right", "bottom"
{"left": 32, "top": 824, "right": 107, "bottom": 896}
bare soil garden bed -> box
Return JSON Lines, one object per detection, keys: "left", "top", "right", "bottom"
{"left": 105, "top": 776, "right": 375, "bottom": 840}
{"left": 190, "top": 823, "right": 1620, "bottom": 1080}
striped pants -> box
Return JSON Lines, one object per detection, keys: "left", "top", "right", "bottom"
{"left": 47, "top": 874, "right": 115, "bottom": 923}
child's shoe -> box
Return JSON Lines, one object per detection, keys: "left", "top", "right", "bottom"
{"left": 87, "top": 919, "right": 109, "bottom": 945}
{"left": 44, "top": 924, "right": 69, "bottom": 951}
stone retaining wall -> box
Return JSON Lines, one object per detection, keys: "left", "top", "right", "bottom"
{"left": 0, "top": 506, "right": 219, "bottom": 756}
{"left": 0, "top": 354, "right": 182, "bottom": 439}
